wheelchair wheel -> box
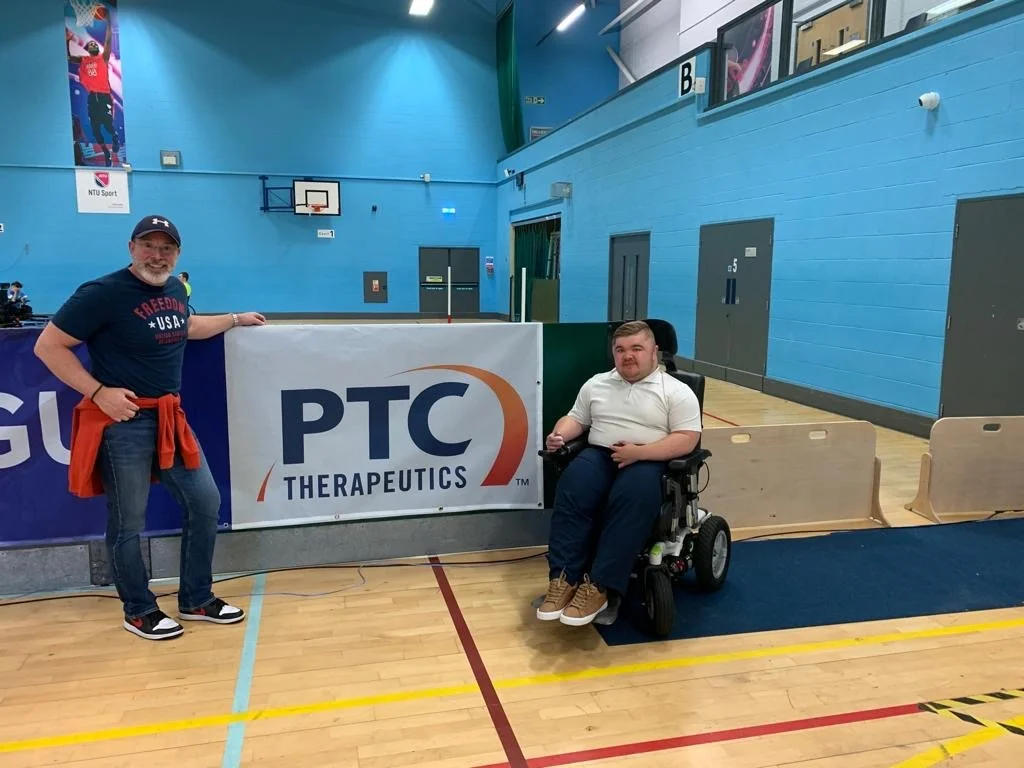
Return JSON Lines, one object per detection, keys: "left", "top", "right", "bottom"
{"left": 693, "top": 515, "right": 731, "bottom": 591}
{"left": 645, "top": 568, "right": 674, "bottom": 637}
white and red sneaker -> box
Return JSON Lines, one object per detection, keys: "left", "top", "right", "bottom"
{"left": 124, "top": 610, "right": 184, "bottom": 640}
{"left": 179, "top": 597, "right": 245, "bottom": 624}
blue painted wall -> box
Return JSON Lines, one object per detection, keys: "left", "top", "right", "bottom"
{"left": 0, "top": 0, "right": 504, "bottom": 314}
{"left": 514, "top": 0, "right": 621, "bottom": 139}
{"left": 497, "top": 0, "right": 1024, "bottom": 417}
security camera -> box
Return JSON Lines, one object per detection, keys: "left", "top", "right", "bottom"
{"left": 918, "top": 92, "right": 940, "bottom": 110}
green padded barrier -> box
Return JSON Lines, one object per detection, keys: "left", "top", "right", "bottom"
{"left": 540, "top": 322, "right": 617, "bottom": 506}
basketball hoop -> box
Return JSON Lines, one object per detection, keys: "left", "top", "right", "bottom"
{"left": 310, "top": 204, "right": 323, "bottom": 214}
{"left": 69, "top": 0, "right": 102, "bottom": 27}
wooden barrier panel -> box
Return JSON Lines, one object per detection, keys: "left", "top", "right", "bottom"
{"left": 701, "top": 421, "right": 888, "bottom": 538}
{"left": 905, "top": 416, "right": 1024, "bottom": 523}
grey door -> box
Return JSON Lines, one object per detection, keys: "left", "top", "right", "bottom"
{"left": 940, "top": 195, "right": 1024, "bottom": 417}
{"left": 449, "top": 248, "right": 480, "bottom": 315}
{"left": 418, "top": 247, "right": 479, "bottom": 316}
{"left": 418, "top": 248, "right": 450, "bottom": 314}
{"left": 608, "top": 234, "right": 650, "bottom": 321}
{"left": 695, "top": 219, "right": 773, "bottom": 388}
{"left": 449, "top": 248, "right": 479, "bottom": 283}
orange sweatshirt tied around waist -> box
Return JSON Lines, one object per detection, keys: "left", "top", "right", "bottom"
{"left": 68, "top": 392, "right": 200, "bottom": 498}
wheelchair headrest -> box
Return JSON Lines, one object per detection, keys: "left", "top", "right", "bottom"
{"left": 643, "top": 319, "right": 678, "bottom": 357}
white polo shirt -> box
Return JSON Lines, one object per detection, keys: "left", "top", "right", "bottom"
{"left": 565, "top": 368, "right": 700, "bottom": 450}
{"left": 568, "top": 367, "right": 702, "bottom": 448}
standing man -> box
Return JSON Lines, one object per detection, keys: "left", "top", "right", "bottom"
{"left": 34, "top": 215, "right": 266, "bottom": 641}
{"left": 67, "top": 19, "right": 119, "bottom": 166}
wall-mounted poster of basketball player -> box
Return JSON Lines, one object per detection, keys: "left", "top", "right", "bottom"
{"left": 65, "top": 0, "right": 125, "bottom": 167}
{"left": 720, "top": 2, "right": 779, "bottom": 102}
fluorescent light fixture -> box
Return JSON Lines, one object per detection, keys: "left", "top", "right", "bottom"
{"left": 409, "top": 0, "right": 433, "bottom": 16}
{"left": 926, "top": 0, "right": 971, "bottom": 15}
{"left": 600, "top": 0, "right": 658, "bottom": 36}
{"left": 557, "top": 3, "right": 586, "bottom": 31}
{"left": 822, "top": 38, "right": 865, "bottom": 56}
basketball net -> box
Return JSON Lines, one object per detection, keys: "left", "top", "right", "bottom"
{"left": 69, "top": 0, "right": 102, "bottom": 27}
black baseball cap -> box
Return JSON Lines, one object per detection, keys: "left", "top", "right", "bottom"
{"left": 131, "top": 215, "right": 181, "bottom": 247}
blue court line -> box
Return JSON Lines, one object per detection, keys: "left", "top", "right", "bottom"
{"left": 221, "top": 572, "right": 267, "bottom": 768}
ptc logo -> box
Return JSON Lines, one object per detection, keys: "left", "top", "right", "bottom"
{"left": 257, "top": 364, "right": 528, "bottom": 502}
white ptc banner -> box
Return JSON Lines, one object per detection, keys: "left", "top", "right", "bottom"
{"left": 224, "top": 323, "right": 544, "bottom": 529}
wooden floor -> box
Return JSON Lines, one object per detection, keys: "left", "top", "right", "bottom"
{"left": 3, "top": 378, "right": 1023, "bottom": 767}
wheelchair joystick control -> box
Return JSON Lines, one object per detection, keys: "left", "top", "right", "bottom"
{"left": 649, "top": 542, "right": 664, "bottom": 566}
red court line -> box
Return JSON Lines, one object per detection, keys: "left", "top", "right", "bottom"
{"left": 703, "top": 410, "right": 740, "bottom": 426}
{"left": 472, "top": 702, "right": 921, "bottom": 768}
{"left": 430, "top": 555, "right": 527, "bottom": 768}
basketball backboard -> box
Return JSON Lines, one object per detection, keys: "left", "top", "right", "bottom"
{"left": 293, "top": 179, "right": 341, "bottom": 216}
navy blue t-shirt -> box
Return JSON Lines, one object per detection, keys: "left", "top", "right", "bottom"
{"left": 51, "top": 268, "right": 190, "bottom": 398}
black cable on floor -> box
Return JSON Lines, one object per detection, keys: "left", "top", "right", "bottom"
{"left": 0, "top": 549, "right": 550, "bottom": 607}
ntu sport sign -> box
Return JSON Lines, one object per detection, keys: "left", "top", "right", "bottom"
{"left": 224, "top": 323, "right": 543, "bottom": 528}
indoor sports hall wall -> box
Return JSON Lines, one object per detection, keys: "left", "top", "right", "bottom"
{"left": 513, "top": 0, "right": 622, "bottom": 138}
{"left": 497, "top": 0, "right": 1024, "bottom": 419}
{"left": 0, "top": 0, "right": 504, "bottom": 315}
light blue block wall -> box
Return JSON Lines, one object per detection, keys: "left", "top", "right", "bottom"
{"left": 514, "top": 0, "right": 621, "bottom": 137}
{"left": 0, "top": 0, "right": 505, "bottom": 313}
{"left": 497, "top": 1, "right": 1024, "bottom": 416}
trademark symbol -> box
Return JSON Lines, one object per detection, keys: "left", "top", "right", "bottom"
{"left": 516, "top": 477, "right": 530, "bottom": 487}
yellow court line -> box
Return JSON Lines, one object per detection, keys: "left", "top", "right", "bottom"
{"left": 494, "top": 615, "right": 1024, "bottom": 688}
{"left": 0, "top": 683, "right": 479, "bottom": 754}
{"left": 891, "top": 712, "right": 1024, "bottom": 768}
{"left": 3, "top": 614, "right": 1024, "bottom": 755}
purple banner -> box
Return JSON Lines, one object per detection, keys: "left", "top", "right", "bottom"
{"left": 0, "top": 328, "right": 232, "bottom": 547}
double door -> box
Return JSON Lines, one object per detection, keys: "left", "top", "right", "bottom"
{"left": 418, "top": 247, "right": 480, "bottom": 316}
{"left": 695, "top": 219, "right": 774, "bottom": 389}
{"left": 940, "top": 195, "right": 1024, "bottom": 417}
{"left": 608, "top": 234, "right": 650, "bottom": 321}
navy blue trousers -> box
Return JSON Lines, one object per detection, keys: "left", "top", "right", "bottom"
{"left": 547, "top": 446, "right": 666, "bottom": 595}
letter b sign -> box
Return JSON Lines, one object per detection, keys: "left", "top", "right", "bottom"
{"left": 678, "top": 57, "right": 696, "bottom": 97}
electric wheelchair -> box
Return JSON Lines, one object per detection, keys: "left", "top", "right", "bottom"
{"left": 540, "top": 319, "right": 732, "bottom": 637}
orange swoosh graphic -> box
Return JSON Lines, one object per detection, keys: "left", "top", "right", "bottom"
{"left": 406, "top": 365, "right": 528, "bottom": 486}
{"left": 256, "top": 463, "right": 275, "bottom": 502}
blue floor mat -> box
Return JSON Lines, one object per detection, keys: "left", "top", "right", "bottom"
{"left": 595, "top": 516, "right": 1024, "bottom": 646}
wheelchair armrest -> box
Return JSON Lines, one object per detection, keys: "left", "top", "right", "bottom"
{"left": 668, "top": 448, "right": 711, "bottom": 475}
{"left": 539, "top": 434, "right": 589, "bottom": 469}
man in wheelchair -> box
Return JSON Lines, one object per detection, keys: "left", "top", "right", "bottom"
{"left": 538, "top": 320, "right": 702, "bottom": 627}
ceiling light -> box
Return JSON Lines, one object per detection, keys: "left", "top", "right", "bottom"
{"left": 409, "top": 0, "right": 433, "bottom": 16}
{"left": 556, "top": 3, "right": 586, "bottom": 31}
{"left": 822, "top": 38, "right": 865, "bottom": 56}
{"left": 926, "top": 0, "right": 971, "bottom": 15}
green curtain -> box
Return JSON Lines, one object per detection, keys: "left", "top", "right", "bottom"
{"left": 496, "top": 3, "right": 525, "bottom": 154}
{"left": 512, "top": 221, "right": 554, "bottom": 321}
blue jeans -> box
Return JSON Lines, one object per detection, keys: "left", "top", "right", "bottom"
{"left": 547, "top": 447, "right": 666, "bottom": 595}
{"left": 98, "top": 409, "right": 221, "bottom": 620}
